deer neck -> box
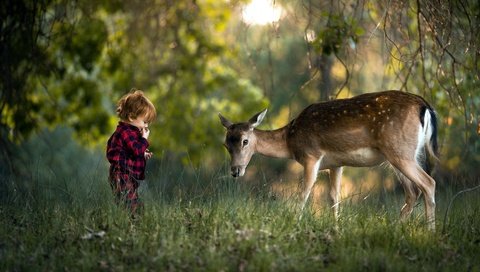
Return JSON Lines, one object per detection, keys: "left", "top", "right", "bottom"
{"left": 254, "top": 126, "right": 291, "bottom": 159}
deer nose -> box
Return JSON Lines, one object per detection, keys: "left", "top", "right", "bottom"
{"left": 231, "top": 166, "right": 241, "bottom": 177}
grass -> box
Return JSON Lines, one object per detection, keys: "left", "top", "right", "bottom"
{"left": 1, "top": 161, "right": 480, "bottom": 272}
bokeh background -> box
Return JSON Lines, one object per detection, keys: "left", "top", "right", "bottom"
{"left": 1, "top": 0, "right": 479, "bottom": 205}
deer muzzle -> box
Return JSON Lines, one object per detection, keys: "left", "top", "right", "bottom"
{"left": 230, "top": 165, "right": 245, "bottom": 178}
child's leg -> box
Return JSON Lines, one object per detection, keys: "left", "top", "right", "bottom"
{"left": 109, "top": 175, "right": 124, "bottom": 206}
{"left": 109, "top": 174, "right": 143, "bottom": 216}
{"left": 125, "top": 179, "right": 143, "bottom": 217}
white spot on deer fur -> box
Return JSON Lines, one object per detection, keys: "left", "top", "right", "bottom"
{"left": 325, "top": 148, "right": 384, "bottom": 167}
{"left": 390, "top": 121, "right": 394, "bottom": 126}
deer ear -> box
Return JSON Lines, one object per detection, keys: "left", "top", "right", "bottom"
{"left": 248, "top": 109, "right": 267, "bottom": 128}
{"left": 219, "top": 113, "right": 233, "bottom": 128}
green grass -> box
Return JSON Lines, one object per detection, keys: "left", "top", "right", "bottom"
{"left": 1, "top": 164, "right": 480, "bottom": 272}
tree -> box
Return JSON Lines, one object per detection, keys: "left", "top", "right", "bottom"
{"left": 0, "top": 0, "right": 268, "bottom": 173}
{"left": 0, "top": 0, "right": 73, "bottom": 172}
{"left": 233, "top": 0, "right": 479, "bottom": 177}
{"left": 107, "top": 0, "right": 268, "bottom": 164}
{"left": 1, "top": 0, "right": 478, "bottom": 178}
{"left": 377, "top": 0, "right": 480, "bottom": 175}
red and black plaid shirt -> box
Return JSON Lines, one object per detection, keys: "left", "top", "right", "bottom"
{"left": 106, "top": 122, "right": 149, "bottom": 180}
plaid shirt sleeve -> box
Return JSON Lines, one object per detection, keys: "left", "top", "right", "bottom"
{"left": 107, "top": 122, "right": 149, "bottom": 180}
{"left": 121, "top": 128, "right": 149, "bottom": 158}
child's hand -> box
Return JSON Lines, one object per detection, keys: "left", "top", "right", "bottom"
{"left": 145, "top": 149, "right": 153, "bottom": 160}
{"left": 141, "top": 126, "right": 150, "bottom": 139}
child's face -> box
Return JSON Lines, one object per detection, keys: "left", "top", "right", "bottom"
{"left": 128, "top": 115, "right": 148, "bottom": 130}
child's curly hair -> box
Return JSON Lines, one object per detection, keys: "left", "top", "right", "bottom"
{"left": 116, "top": 89, "right": 157, "bottom": 123}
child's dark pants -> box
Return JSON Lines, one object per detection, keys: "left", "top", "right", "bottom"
{"left": 109, "top": 173, "right": 143, "bottom": 216}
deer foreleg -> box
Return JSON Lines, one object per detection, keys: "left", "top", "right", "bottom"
{"left": 329, "top": 167, "right": 343, "bottom": 220}
{"left": 300, "top": 156, "right": 322, "bottom": 211}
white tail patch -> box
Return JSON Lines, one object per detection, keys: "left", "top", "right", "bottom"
{"left": 415, "top": 109, "right": 433, "bottom": 163}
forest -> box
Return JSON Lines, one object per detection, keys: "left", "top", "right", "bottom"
{"left": 1, "top": 0, "right": 479, "bottom": 270}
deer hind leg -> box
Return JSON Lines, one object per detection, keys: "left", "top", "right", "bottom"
{"left": 391, "top": 159, "right": 436, "bottom": 230}
{"left": 329, "top": 167, "right": 343, "bottom": 220}
{"left": 396, "top": 172, "right": 420, "bottom": 220}
{"left": 300, "top": 156, "right": 322, "bottom": 211}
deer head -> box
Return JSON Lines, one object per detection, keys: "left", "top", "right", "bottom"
{"left": 219, "top": 109, "right": 267, "bottom": 177}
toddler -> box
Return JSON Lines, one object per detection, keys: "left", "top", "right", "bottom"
{"left": 106, "top": 89, "right": 156, "bottom": 217}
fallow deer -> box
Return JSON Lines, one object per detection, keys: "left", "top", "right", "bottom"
{"left": 219, "top": 91, "right": 438, "bottom": 230}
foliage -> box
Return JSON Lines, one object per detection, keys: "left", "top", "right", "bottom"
{"left": 377, "top": 0, "right": 480, "bottom": 176}
{"left": 231, "top": 0, "right": 480, "bottom": 178}
{"left": 97, "top": 0, "right": 268, "bottom": 163}
{"left": 0, "top": 0, "right": 267, "bottom": 169}
{"left": 0, "top": 127, "right": 106, "bottom": 207}
{"left": 1, "top": 0, "right": 479, "bottom": 175}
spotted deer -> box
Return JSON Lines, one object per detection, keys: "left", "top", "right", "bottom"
{"left": 219, "top": 91, "right": 438, "bottom": 230}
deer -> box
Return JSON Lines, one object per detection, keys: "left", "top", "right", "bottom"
{"left": 219, "top": 90, "right": 438, "bottom": 230}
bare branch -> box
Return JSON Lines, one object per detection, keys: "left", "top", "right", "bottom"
{"left": 333, "top": 52, "right": 350, "bottom": 98}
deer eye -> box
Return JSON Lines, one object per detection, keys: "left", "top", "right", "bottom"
{"left": 242, "top": 139, "right": 249, "bottom": 146}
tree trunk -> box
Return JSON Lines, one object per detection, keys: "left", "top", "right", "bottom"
{"left": 316, "top": 54, "right": 333, "bottom": 101}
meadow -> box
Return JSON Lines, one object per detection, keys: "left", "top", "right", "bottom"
{"left": 2, "top": 169, "right": 480, "bottom": 271}
{"left": 1, "top": 129, "right": 479, "bottom": 271}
